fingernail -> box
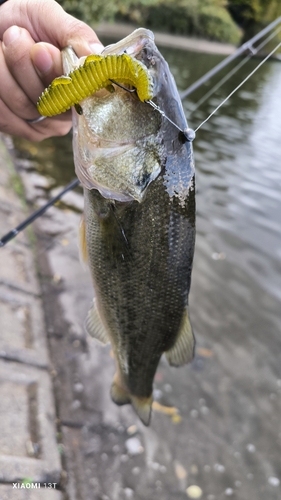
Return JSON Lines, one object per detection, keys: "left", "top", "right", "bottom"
{"left": 89, "top": 43, "right": 104, "bottom": 55}
{"left": 3, "top": 26, "right": 20, "bottom": 46}
{"left": 32, "top": 46, "right": 53, "bottom": 75}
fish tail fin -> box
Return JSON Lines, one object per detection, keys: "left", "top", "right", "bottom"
{"left": 131, "top": 395, "right": 153, "bottom": 427}
{"left": 110, "top": 373, "right": 153, "bottom": 426}
{"left": 165, "top": 306, "right": 195, "bottom": 366}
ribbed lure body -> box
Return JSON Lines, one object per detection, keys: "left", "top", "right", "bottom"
{"left": 37, "top": 54, "right": 154, "bottom": 116}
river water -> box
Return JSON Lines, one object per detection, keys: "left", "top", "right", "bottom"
{"left": 14, "top": 44, "right": 281, "bottom": 499}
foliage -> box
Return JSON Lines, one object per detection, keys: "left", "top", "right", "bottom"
{"left": 56, "top": 0, "right": 117, "bottom": 23}
{"left": 228, "top": 0, "right": 281, "bottom": 25}
{"left": 56, "top": 0, "right": 159, "bottom": 24}
{"left": 228, "top": 0, "right": 281, "bottom": 40}
{"left": 57, "top": 0, "right": 241, "bottom": 43}
{"left": 115, "top": 0, "right": 241, "bottom": 43}
{"left": 57, "top": 0, "right": 280, "bottom": 44}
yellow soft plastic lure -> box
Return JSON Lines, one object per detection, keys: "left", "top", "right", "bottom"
{"left": 37, "top": 53, "right": 154, "bottom": 116}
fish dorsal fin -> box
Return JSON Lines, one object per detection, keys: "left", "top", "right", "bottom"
{"left": 79, "top": 214, "right": 88, "bottom": 264}
{"left": 85, "top": 301, "right": 109, "bottom": 345}
{"left": 165, "top": 307, "right": 195, "bottom": 366}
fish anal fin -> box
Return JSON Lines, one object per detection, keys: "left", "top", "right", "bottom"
{"left": 131, "top": 395, "right": 153, "bottom": 426}
{"left": 85, "top": 301, "right": 109, "bottom": 345}
{"left": 79, "top": 214, "right": 88, "bottom": 264}
{"left": 165, "top": 307, "right": 195, "bottom": 367}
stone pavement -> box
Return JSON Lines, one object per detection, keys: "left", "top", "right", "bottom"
{"left": 0, "top": 135, "right": 63, "bottom": 499}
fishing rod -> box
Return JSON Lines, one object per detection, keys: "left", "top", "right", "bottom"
{"left": 1, "top": 20, "right": 281, "bottom": 247}
{"left": 187, "top": 25, "right": 281, "bottom": 117}
{"left": 194, "top": 40, "right": 281, "bottom": 133}
{"left": 180, "top": 15, "right": 281, "bottom": 100}
{"left": 0, "top": 178, "right": 79, "bottom": 247}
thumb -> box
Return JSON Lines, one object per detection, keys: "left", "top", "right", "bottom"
{"left": 0, "top": 0, "right": 103, "bottom": 57}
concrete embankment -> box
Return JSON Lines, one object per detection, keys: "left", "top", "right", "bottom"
{"left": 0, "top": 134, "right": 62, "bottom": 499}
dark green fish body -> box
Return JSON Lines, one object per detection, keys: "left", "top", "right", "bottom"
{"left": 84, "top": 172, "right": 195, "bottom": 397}
{"left": 64, "top": 29, "right": 196, "bottom": 425}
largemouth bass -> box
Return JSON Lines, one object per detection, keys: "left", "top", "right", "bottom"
{"left": 62, "top": 29, "right": 196, "bottom": 425}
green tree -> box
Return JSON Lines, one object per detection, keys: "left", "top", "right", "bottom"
{"left": 228, "top": 0, "right": 281, "bottom": 39}
{"left": 57, "top": 0, "right": 242, "bottom": 44}
{"left": 56, "top": 0, "right": 159, "bottom": 24}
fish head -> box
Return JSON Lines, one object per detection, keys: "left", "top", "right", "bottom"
{"left": 62, "top": 29, "right": 194, "bottom": 203}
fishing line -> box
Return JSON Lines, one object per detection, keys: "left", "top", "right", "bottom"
{"left": 188, "top": 25, "right": 281, "bottom": 117}
{"left": 180, "top": 15, "right": 281, "bottom": 100}
{"left": 146, "top": 100, "right": 196, "bottom": 142}
{"left": 194, "top": 40, "right": 281, "bottom": 133}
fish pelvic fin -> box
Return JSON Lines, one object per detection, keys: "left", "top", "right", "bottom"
{"left": 85, "top": 300, "right": 110, "bottom": 345}
{"left": 110, "top": 373, "right": 153, "bottom": 426}
{"left": 79, "top": 214, "right": 88, "bottom": 264}
{"left": 165, "top": 307, "right": 195, "bottom": 367}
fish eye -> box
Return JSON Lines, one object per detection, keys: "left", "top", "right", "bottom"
{"left": 75, "top": 104, "right": 83, "bottom": 115}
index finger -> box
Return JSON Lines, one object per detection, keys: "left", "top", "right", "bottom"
{"left": 0, "top": 0, "right": 103, "bottom": 56}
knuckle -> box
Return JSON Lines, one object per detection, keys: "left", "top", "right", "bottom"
{"left": 10, "top": 93, "right": 33, "bottom": 118}
{"left": 65, "top": 18, "right": 88, "bottom": 38}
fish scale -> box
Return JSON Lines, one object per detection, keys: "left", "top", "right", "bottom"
{"left": 84, "top": 172, "right": 195, "bottom": 399}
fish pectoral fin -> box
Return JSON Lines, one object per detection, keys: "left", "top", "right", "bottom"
{"left": 165, "top": 307, "right": 195, "bottom": 366}
{"left": 85, "top": 301, "right": 109, "bottom": 345}
{"left": 79, "top": 214, "right": 88, "bottom": 264}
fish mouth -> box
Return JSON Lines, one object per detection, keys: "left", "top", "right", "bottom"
{"left": 102, "top": 29, "right": 162, "bottom": 98}
{"left": 68, "top": 28, "right": 191, "bottom": 202}
{"left": 102, "top": 28, "right": 155, "bottom": 59}
{"left": 69, "top": 29, "right": 166, "bottom": 203}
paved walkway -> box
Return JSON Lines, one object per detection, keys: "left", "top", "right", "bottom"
{"left": 0, "top": 135, "right": 63, "bottom": 500}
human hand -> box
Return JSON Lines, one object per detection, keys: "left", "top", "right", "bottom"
{"left": 0, "top": 0, "right": 103, "bottom": 141}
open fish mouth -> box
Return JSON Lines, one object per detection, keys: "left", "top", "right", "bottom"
{"left": 37, "top": 28, "right": 193, "bottom": 203}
